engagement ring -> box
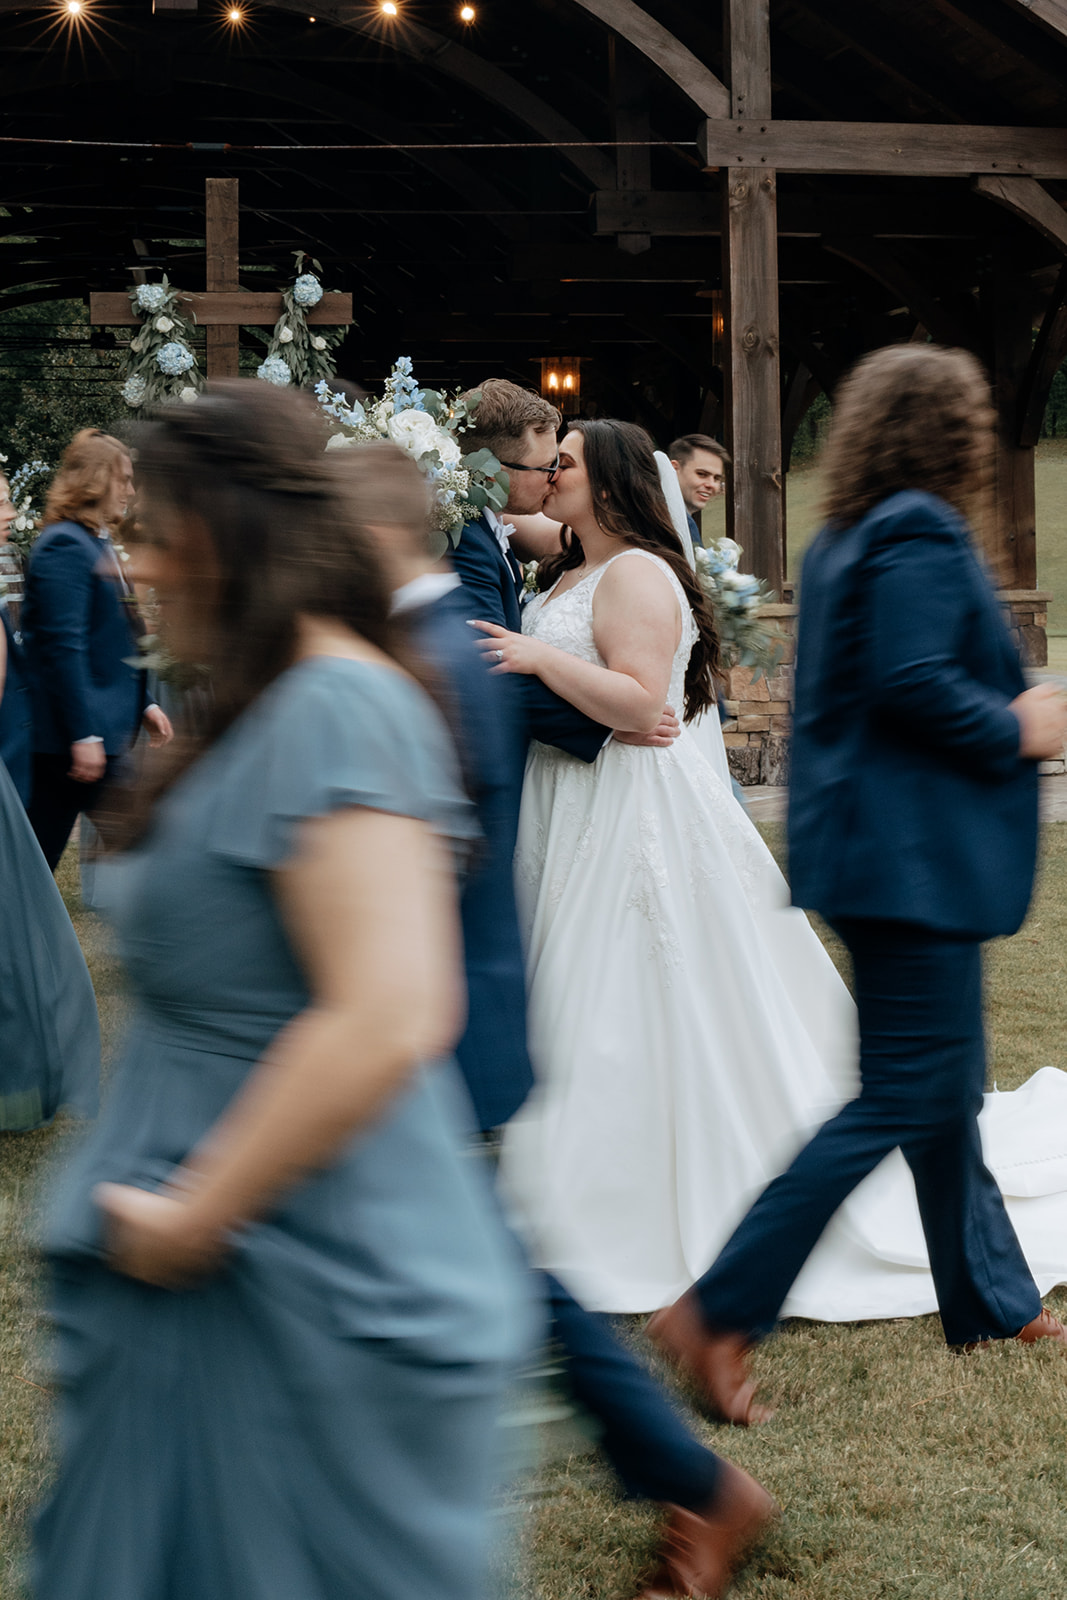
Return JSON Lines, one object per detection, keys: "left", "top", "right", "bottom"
{"left": 495, "top": 648, "right": 505, "bottom": 661}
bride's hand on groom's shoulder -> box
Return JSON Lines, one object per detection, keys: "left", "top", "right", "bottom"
{"left": 615, "top": 705, "right": 681, "bottom": 747}
{"left": 468, "top": 619, "right": 545, "bottom": 676}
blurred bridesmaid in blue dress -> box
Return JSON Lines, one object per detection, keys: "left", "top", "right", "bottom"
{"left": 0, "top": 464, "right": 99, "bottom": 1131}
{"left": 34, "top": 382, "right": 535, "bottom": 1600}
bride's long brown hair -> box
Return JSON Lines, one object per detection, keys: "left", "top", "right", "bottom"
{"left": 537, "top": 418, "right": 720, "bottom": 721}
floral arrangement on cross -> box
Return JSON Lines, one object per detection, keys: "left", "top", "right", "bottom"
{"left": 121, "top": 280, "right": 203, "bottom": 410}
{"left": 2, "top": 455, "right": 52, "bottom": 562}
{"left": 693, "top": 538, "right": 784, "bottom": 680}
{"left": 314, "top": 357, "right": 509, "bottom": 544}
{"left": 256, "top": 253, "right": 346, "bottom": 390}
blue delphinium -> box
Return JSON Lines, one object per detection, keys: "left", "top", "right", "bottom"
{"left": 258, "top": 354, "right": 293, "bottom": 387}
{"left": 157, "top": 342, "right": 195, "bottom": 377}
{"left": 134, "top": 284, "right": 168, "bottom": 314}
{"left": 293, "top": 273, "right": 324, "bottom": 308}
{"left": 390, "top": 355, "right": 425, "bottom": 414}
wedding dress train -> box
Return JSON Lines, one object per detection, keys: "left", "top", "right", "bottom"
{"left": 499, "top": 548, "right": 1067, "bottom": 1318}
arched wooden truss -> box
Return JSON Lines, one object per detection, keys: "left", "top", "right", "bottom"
{"left": 0, "top": 0, "right": 1065, "bottom": 598}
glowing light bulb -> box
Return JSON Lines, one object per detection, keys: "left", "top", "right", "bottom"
{"left": 547, "top": 371, "right": 559, "bottom": 391}
{"left": 460, "top": 4, "right": 475, "bottom": 18}
{"left": 227, "top": 5, "right": 243, "bottom": 18}
{"left": 564, "top": 374, "right": 573, "bottom": 390}
{"left": 66, "top": 1, "right": 82, "bottom": 14}
{"left": 381, "top": 0, "right": 398, "bottom": 13}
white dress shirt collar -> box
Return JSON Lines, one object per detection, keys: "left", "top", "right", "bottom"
{"left": 484, "top": 507, "right": 517, "bottom": 561}
{"left": 390, "top": 570, "right": 462, "bottom": 616}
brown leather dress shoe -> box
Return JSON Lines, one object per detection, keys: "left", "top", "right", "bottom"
{"left": 634, "top": 1461, "right": 780, "bottom": 1599}
{"left": 1015, "top": 1308, "right": 1067, "bottom": 1345}
{"left": 646, "top": 1292, "right": 773, "bottom": 1426}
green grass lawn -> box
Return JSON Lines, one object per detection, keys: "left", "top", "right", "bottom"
{"left": 2, "top": 839, "right": 1067, "bottom": 1597}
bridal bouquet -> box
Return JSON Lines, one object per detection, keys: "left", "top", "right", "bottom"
{"left": 315, "top": 358, "right": 508, "bottom": 542}
{"left": 694, "top": 537, "right": 784, "bottom": 679}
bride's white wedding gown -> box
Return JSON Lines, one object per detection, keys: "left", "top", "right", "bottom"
{"left": 499, "top": 547, "right": 1067, "bottom": 1318}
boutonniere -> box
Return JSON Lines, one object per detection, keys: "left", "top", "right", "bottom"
{"left": 521, "top": 560, "right": 540, "bottom": 600}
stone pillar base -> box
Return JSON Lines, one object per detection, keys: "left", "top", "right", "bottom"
{"left": 998, "top": 590, "right": 1049, "bottom": 668}
{"left": 722, "top": 603, "right": 796, "bottom": 787}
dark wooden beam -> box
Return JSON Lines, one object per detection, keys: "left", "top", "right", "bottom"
{"left": 89, "top": 290, "right": 353, "bottom": 325}
{"left": 610, "top": 38, "right": 652, "bottom": 256}
{"left": 972, "top": 174, "right": 1067, "bottom": 254}
{"left": 699, "top": 121, "right": 1067, "bottom": 178}
{"left": 1019, "top": 262, "right": 1067, "bottom": 447}
{"left": 593, "top": 189, "right": 1012, "bottom": 238}
{"left": 722, "top": 0, "right": 783, "bottom": 592}
{"left": 983, "top": 274, "right": 1039, "bottom": 589}
{"left": 1000, "top": 0, "right": 1067, "bottom": 45}
{"left": 570, "top": 0, "right": 730, "bottom": 117}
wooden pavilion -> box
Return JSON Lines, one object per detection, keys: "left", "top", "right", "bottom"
{"left": 1, "top": 0, "right": 1066, "bottom": 644}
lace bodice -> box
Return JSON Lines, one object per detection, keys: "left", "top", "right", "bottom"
{"left": 522, "top": 549, "right": 697, "bottom": 710}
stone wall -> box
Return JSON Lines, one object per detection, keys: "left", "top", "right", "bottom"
{"left": 721, "top": 590, "right": 1052, "bottom": 787}
{"left": 721, "top": 602, "right": 797, "bottom": 787}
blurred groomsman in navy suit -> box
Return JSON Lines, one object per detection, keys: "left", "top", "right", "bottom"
{"left": 355, "top": 433, "right": 774, "bottom": 1600}
{"left": 21, "top": 430, "right": 172, "bottom": 870}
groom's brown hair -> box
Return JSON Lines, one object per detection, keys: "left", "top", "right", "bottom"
{"left": 459, "top": 378, "right": 561, "bottom": 462}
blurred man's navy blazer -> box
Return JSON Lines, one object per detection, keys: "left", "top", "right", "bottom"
{"left": 788, "top": 490, "right": 1038, "bottom": 941}
{"left": 0, "top": 604, "right": 32, "bottom": 804}
{"left": 22, "top": 520, "right": 147, "bottom": 755}
{"left": 408, "top": 581, "right": 534, "bottom": 1130}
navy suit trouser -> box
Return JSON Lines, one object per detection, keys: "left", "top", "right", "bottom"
{"left": 547, "top": 1277, "right": 721, "bottom": 1509}
{"left": 28, "top": 752, "right": 125, "bottom": 873}
{"left": 694, "top": 920, "right": 1042, "bottom": 1348}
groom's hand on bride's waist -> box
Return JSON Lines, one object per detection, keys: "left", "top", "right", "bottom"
{"left": 614, "top": 705, "right": 680, "bottom": 748}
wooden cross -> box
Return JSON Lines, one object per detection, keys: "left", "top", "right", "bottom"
{"left": 89, "top": 178, "right": 353, "bottom": 379}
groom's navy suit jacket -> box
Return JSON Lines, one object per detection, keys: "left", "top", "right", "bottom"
{"left": 407, "top": 582, "right": 534, "bottom": 1130}
{"left": 788, "top": 490, "right": 1038, "bottom": 941}
{"left": 21, "top": 520, "right": 148, "bottom": 757}
{"left": 451, "top": 514, "right": 608, "bottom": 759}
{"left": 0, "top": 603, "right": 32, "bottom": 805}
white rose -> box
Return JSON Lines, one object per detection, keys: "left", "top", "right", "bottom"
{"left": 719, "top": 570, "right": 744, "bottom": 590}
{"left": 388, "top": 409, "right": 439, "bottom": 459}
{"left": 436, "top": 432, "right": 462, "bottom": 466}
{"left": 312, "top": 336, "right": 327, "bottom": 352}
{"left": 279, "top": 326, "right": 294, "bottom": 344}
{"left": 324, "top": 432, "right": 355, "bottom": 451}
{"left": 154, "top": 315, "right": 174, "bottom": 334}
{"left": 179, "top": 387, "right": 198, "bottom": 404}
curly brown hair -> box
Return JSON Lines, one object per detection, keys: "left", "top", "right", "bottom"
{"left": 821, "top": 344, "right": 995, "bottom": 531}
{"left": 537, "top": 419, "right": 721, "bottom": 721}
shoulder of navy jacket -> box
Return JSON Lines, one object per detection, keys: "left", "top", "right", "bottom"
{"left": 865, "top": 489, "right": 966, "bottom": 544}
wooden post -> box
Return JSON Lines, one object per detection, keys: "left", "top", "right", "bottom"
{"left": 610, "top": 39, "right": 651, "bottom": 256}
{"left": 723, "top": 0, "right": 784, "bottom": 592}
{"left": 983, "top": 276, "right": 1038, "bottom": 592}
{"left": 205, "top": 177, "right": 240, "bottom": 379}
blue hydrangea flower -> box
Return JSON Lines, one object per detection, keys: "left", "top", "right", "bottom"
{"left": 157, "top": 342, "right": 195, "bottom": 377}
{"left": 121, "top": 375, "right": 148, "bottom": 407}
{"left": 257, "top": 354, "right": 293, "bottom": 387}
{"left": 293, "top": 273, "right": 324, "bottom": 308}
{"left": 134, "top": 284, "right": 168, "bottom": 314}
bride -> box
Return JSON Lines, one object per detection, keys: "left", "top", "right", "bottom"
{"left": 473, "top": 417, "right": 1067, "bottom": 1322}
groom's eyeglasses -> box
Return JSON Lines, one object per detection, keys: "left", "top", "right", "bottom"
{"left": 499, "top": 454, "right": 561, "bottom": 480}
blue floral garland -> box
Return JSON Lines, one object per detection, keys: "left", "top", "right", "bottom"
{"left": 257, "top": 252, "right": 347, "bottom": 388}
{"left": 120, "top": 278, "right": 204, "bottom": 410}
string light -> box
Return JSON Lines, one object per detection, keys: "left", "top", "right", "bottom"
{"left": 460, "top": 4, "right": 476, "bottom": 18}
{"left": 65, "top": 1, "right": 82, "bottom": 14}
{"left": 226, "top": 5, "right": 244, "bottom": 19}
{"left": 381, "top": 0, "right": 398, "bottom": 13}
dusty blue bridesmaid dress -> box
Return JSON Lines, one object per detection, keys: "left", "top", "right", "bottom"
{"left": 34, "top": 656, "right": 535, "bottom": 1600}
{"left": 0, "top": 752, "right": 99, "bottom": 1129}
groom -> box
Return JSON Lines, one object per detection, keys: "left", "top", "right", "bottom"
{"left": 357, "top": 430, "right": 776, "bottom": 1598}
